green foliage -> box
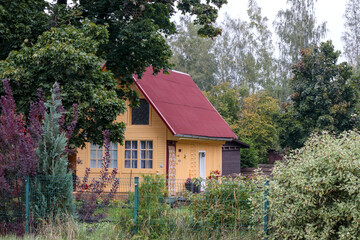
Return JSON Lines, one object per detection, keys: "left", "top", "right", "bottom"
{"left": 269, "top": 130, "right": 360, "bottom": 239}
{"left": 0, "top": 0, "right": 227, "bottom": 147}
{"left": 169, "top": 16, "right": 217, "bottom": 91}
{"left": 276, "top": 104, "right": 307, "bottom": 149}
{"left": 273, "top": 0, "right": 327, "bottom": 101}
{"left": 234, "top": 92, "right": 280, "bottom": 166}
{"left": 342, "top": 0, "right": 360, "bottom": 69}
{"left": 31, "top": 83, "right": 74, "bottom": 221}
{"left": 213, "top": 2, "right": 276, "bottom": 95}
{"left": 204, "top": 82, "right": 248, "bottom": 125}
{"left": 0, "top": 21, "right": 126, "bottom": 147}
{"left": 79, "top": 0, "right": 227, "bottom": 98}
{"left": 0, "top": 0, "right": 49, "bottom": 60}
{"left": 281, "top": 41, "right": 358, "bottom": 149}
{"left": 134, "top": 174, "right": 171, "bottom": 238}
{"left": 189, "top": 174, "right": 266, "bottom": 231}
{"left": 239, "top": 138, "right": 260, "bottom": 168}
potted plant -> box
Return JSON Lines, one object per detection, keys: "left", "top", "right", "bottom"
{"left": 192, "top": 178, "right": 202, "bottom": 193}
{"left": 209, "top": 170, "right": 221, "bottom": 180}
{"left": 185, "top": 178, "right": 193, "bottom": 192}
{"left": 185, "top": 178, "right": 201, "bottom": 193}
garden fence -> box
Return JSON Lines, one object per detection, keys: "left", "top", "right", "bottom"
{"left": 1, "top": 176, "right": 270, "bottom": 239}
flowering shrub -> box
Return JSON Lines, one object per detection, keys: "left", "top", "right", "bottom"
{"left": 208, "top": 170, "right": 221, "bottom": 179}
{"left": 269, "top": 131, "right": 360, "bottom": 239}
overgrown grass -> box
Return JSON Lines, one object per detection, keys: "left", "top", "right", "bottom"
{"left": 0, "top": 205, "right": 262, "bottom": 240}
{"left": 1, "top": 175, "right": 265, "bottom": 239}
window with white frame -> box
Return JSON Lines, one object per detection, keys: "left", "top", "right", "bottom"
{"left": 90, "top": 143, "right": 103, "bottom": 168}
{"left": 90, "top": 143, "right": 118, "bottom": 168}
{"left": 109, "top": 142, "right": 118, "bottom": 168}
{"left": 140, "top": 140, "right": 153, "bottom": 169}
{"left": 125, "top": 140, "right": 153, "bottom": 169}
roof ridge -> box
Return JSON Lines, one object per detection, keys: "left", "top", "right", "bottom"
{"left": 171, "top": 70, "right": 190, "bottom": 76}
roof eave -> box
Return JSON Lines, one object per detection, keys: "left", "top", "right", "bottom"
{"left": 174, "top": 134, "right": 234, "bottom": 141}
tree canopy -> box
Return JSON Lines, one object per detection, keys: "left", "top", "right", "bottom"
{"left": 342, "top": 0, "right": 360, "bottom": 70}
{"left": 279, "top": 41, "right": 357, "bottom": 149}
{"left": 0, "top": 0, "right": 228, "bottom": 147}
{"left": 273, "top": 0, "right": 327, "bottom": 101}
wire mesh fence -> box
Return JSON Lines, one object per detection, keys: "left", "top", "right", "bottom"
{"left": 1, "top": 175, "right": 269, "bottom": 239}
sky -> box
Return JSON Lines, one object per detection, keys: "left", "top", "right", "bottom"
{"left": 217, "top": 0, "right": 347, "bottom": 59}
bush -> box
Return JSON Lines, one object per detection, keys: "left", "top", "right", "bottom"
{"left": 136, "top": 174, "right": 172, "bottom": 238}
{"left": 189, "top": 174, "right": 265, "bottom": 231}
{"left": 269, "top": 131, "right": 360, "bottom": 240}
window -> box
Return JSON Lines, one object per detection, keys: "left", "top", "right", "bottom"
{"left": 90, "top": 143, "right": 118, "bottom": 168}
{"left": 125, "top": 140, "right": 153, "bottom": 169}
{"left": 125, "top": 141, "right": 138, "bottom": 168}
{"left": 109, "top": 143, "right": 118, "bottom": 168}
{"left": 140, "top": 141, "right": 153, "bottom": 169}
{"left": 90, "top": 143, "right": 103, "bottom": 168}
{"left": 131, "top": 99, "right": 149, "bottom": 125}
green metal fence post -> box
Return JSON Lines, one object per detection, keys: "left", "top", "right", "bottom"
{"left": 264, "top": 180, "right": 269, "bottom": 239}
{"left": 25, "top": 176, "right": 30, "bottom": 234}
{"left": 134, "top": 177, "right": 139, "bottom": 235}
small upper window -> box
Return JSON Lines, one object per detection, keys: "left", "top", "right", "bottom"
{"left": 131, "top": 99, "right": 149, "bottom": 125}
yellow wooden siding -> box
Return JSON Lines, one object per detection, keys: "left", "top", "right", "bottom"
{"left": 171, "top": 139, "right": 224, "bottom": 180}
{"left": 76, "top": 97, "right": 168, "bottom": 179}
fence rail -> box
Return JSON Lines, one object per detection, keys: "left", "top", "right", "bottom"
{"left": 1, "top": 175, "right": 269, "bottom": 239}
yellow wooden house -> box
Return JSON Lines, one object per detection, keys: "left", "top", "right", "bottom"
{"left": 75, "top": 67, "right": 237, "bottom": 191}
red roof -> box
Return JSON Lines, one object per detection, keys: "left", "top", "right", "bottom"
{"left": 133, "top": 67, "right": 237, "bottom": 140}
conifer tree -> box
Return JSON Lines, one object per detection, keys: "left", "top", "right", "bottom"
{"left": 31, "top": 82, "right": 76, "bottom": 221}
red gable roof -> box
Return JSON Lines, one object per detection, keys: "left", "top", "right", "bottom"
{"left": 133, "top": 67, "right": 237, "bottom": 140}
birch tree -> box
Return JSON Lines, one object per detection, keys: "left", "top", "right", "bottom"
{"left": 342, "top": 0, "right": 360, "bottom": 69}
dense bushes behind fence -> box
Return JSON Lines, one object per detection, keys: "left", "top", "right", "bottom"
{"left": 1, "top": 174, "right": 268, "bottom": 239}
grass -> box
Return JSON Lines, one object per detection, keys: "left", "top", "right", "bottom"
{"left": 0, "top": 203, "right": 263, "bottom": 240}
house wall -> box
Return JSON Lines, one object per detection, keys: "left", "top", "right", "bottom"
{"left": 76, "top": 90, "right": 168, "bottom": 179}
{"left": 167, "top": 130, "right": 224, "bottom": 180}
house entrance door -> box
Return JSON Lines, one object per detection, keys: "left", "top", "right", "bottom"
{"left": 199, "top": 151, "right": 206, "bottom": 179}
{"left": 199, "top": 151, "right": 206, "bottom": 190}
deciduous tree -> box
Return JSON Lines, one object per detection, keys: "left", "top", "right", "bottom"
{"left": 281, "top": 41, "right": 357, "bottom": 148}
{"left": 169, "top": 17, "right": 217, "bottom": 91}
{"left": 0, "top": 0, "right": 49, "bottom": 60}
{"left": 0, "top": 0, "right": 228, "bottom": 147}
{"left": 204, "top": 82, "right": 248, "bottom": 125}
{"left": 234, "top": 92, "right": 280, "bottom": 167}
{"left": 1, "top": 22, "right": 126, "bottom": 147}
{"left": 342, "top": 0, "right": 360, "bottom": 70}
{"left": 273, "top": 0, "right": 327, "bottom": 101}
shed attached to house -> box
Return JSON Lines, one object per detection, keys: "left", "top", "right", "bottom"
{"left": 222, "top": 140, "right": 249, "bottom": 176}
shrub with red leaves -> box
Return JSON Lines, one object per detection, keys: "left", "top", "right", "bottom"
{"left": 0, "top": 79, "right": 40, "bottom": 235}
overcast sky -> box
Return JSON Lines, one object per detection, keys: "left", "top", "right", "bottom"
{"left": 217, "top": 0, "right": 347, "bottom": 59}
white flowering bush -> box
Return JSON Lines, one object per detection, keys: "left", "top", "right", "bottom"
{"left": 269, "top": 131, "right": 360, "bottom": 240}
